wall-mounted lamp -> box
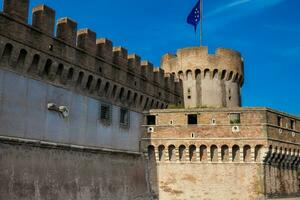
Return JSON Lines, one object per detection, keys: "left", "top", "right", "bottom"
{"left": 47, "top": 103, "right": 69, "bottom": 118}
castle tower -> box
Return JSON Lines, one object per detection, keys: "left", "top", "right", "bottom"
{"left": 161, "top": 47, "right": 244, "bottom": 108}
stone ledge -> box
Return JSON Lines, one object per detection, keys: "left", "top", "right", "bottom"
{"left": 0, "top": 135, "right": 142, "bottom": 156}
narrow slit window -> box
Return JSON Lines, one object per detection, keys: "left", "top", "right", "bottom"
{"left": 290, "top": 120, "right": 295, "bottom": 130}
{"left": 277, "top": 116, "right": 282, "bottom": 127}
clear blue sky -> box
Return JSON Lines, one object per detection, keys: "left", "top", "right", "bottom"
{"left": 1, "top": 0, "right": 299, "bottom": 115}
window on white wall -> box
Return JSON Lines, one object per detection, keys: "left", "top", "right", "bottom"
{"left": 100, "top": 103, "right": 111, "bottom": 125}
{"left": 120, "top": 108, "right": 130, "bottom": 128}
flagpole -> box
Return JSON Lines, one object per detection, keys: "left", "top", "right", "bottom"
{"left": 200, "top": 0, "right": 203, "bottom": 46}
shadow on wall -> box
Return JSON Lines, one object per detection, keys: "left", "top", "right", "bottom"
{"left": 146, "top": 145, "right": 160, "bottom": 199}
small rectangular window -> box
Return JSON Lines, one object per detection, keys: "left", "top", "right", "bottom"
{"left": 120, "top": 108, "right": 129, "bottom": 127}
{"left": 291, "top": 119, "right": 295, "bottom": 130}
{"left": 230, "top": 113, "right": 240, "bottom": 124}
{"left": 100, "top": 103, "right": 111, "bottom": 125}
{"left": 188, "top": 114, "right": 198, "bottom": 125}
{"left": 147, "top": 115, "right": 156, "bottom": 125}
{"left": 277, "top": 116, "right": 282, "bottom": 127}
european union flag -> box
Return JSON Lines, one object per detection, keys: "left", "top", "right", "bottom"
{"left": 187, "top": 0, "right": 201, "bottom": 32}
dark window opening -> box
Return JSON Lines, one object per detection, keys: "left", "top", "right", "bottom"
{"left": 95, "top": 79, "right": 102, "bottom": 91}
{"left": 43, "top": 59, "right": 52, "bottom": 76}
{"left": 127, "top": 90, "right": 131, "bottom": 101}
{"left": 111, "top": 85, "right": 117, "bottom": 98}
{"left": 277, "top": 116, "right": 282, "bottom": 127}
{"left": 100, "top": 104, "right": 111, "bottom": 124}
{"left": 1, "top": 43, "right": 13, "bottom": 61}
{"left": 28, "top": 54, "right": 40, "bottom": 73}
{"left": 133, "top": 93, "right": 138, "bottom": 104}
{"left": 147, "top": 115, "right": 156, "bottom": 125}
{"left": 104, "top": 82, "right": 110, "bottom": 96}
{"left": 144, "top": 98, "right": 149, "bottom": 110}
{"left": 86, "top": 75, "right": 93, "bottom": 90}
{"left": 119, "top": 88, "right": 124, "bottom": 100}
{"left": 187, "top": 95, "right": 191, "bottom": 99}
{"left": 120, "top": 108, "right": 129, "bottom": 127}
{"left": 188, "top": 114, "right": 198, "bottom": 125}
{"left": 76, "top": 71, "right": 84, "bottom": 86}
{"left": 290, "top": 120, "right": 295, "bottom": 130}
{"left": 230, "top": 113, "right": 240, "bottom": 124}
{"left": 56, "top": 64, "right": 64, "bottom": 76}
{"left": 67, "top": 68, "right": 74, "bottom": 80}
{"left": 17, "top": 49, "right": 27, "bottom": 68}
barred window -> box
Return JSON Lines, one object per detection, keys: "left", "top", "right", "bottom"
{"left": 120, "top": 108, "right": 129, "bottom": 127}
{"left": 100, "top": 104, "right": 111, "bottom": 125}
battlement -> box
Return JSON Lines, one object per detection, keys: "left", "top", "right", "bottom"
{"left": 161, "top": 46, "right": 244, "bottom": 85}
{"left": 0, "top": 0, "right": 183, "bottom": 112}
{"left": 161, "top": 46, "right": 244, "bottom": 108}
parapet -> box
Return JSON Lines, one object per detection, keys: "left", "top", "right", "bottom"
{"left": 113, "top": 46, "right": 128, "bottom": 67}
{"left": 3, "top": 0, "right": 29, "bottom": 23}
{"left": 56, "top": 18, "right": 77, "bottom": 46}
{"left": 128, "top": 54, "right": 141, "bottom": 72}
{"left": 96, "top": 38, "right": 113, "bottom": 61}
{"left": 77, "top": 29, "right": 96, "bottom": 54}
{"left": 0, "top": 0, "right": 183, "bottom": 111}
{"left": 161, "top": 46, "right": 244, "bottom": 85}
{"left": 32, "top": 5, "right": 55, "bottom": 35}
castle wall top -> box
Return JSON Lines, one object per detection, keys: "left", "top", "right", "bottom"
{"left": 0, "top": 0, "right": 183, "bottom": 111}
{"left": 143, "top": 107, "right": 300, "bottom": 144}
{"left": 161, "top": 46, "right": 244, "bottom": 85}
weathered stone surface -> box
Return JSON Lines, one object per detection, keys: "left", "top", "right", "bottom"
{"left": 161, "top": 47, "right": 243, "bottom": 108}
{"left": 142, "top": 108, "right": 300, "bottom": 199}
{"left": 0, "top": 141, "right": 150, "bottom": 200}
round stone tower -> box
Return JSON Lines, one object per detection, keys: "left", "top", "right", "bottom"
{"left": 161, "top": 47, "right": 244, "bottom": 108}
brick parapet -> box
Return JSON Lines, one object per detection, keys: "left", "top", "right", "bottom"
{"left": 161, "top": 46, "right": 244, "bottom": 108}
{"left": 161, "top": 46, "right": 244, "bottom": 85}
{"left": 141, "top": 107, "right": 300, "bottom": 162}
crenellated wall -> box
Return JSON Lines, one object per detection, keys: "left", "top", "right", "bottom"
{"left": 161, "top": 47, "right": 244, "bottom": 108}
{"left": 141, "top": 108, "right": 300, "bottom": 199}
{"left": 0, "top": 0, "right": 183, "bottom": 113}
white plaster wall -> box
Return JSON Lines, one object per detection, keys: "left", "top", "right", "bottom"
{"left": 0, "top": 69, "right": 142, "bottom": 152}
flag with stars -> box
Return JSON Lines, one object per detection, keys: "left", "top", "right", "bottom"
{"left": 187, "top": 0, "right": 201, "bottom": 32}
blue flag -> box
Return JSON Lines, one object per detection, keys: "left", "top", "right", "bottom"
{"left": 187, "top": 0, "right": 201, "bottom": 32}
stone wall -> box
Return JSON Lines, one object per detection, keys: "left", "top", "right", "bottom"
{"left": 0, "top": 139, "right": 150, "bottom": 200}
{"left": 161, "top": 47, "right": 243, "bottom": 108}
{"left": 142, "top": 108, "right": 300, "bottom": 199}
{"left": 149, "top": 163, "right": 265, "bottom": 200}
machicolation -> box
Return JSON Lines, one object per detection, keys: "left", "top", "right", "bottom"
{"left": 0, "top": 0, "right": 183, "bottom": 113}
{"left": 162, "top": 47, "right": 244, "bottom": 108}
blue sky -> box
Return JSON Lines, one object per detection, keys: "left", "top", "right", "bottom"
{"left": 1, "top": 0, "right": 299, "bottom": 115}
